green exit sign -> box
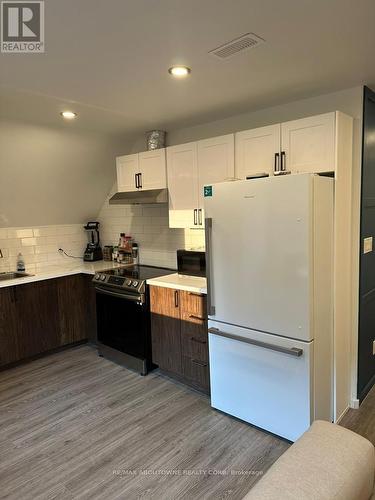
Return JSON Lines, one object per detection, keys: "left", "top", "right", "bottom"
{"left": 204, "top": 186, "right": 213, "bottom": 197}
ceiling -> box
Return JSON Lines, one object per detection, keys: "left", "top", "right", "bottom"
{"left": 0, "top": 0, "right": 374, "bottom": 135}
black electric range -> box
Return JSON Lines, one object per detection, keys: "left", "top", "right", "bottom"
{"left": 93, "top": 265, "right": 174, "bottom": 375}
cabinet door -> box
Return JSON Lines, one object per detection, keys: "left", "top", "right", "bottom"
{"left": 197, "top": 134, "right": 235, "bottom": 228}
{"left": 235, "top": 124, "right": 280, "bottom": 179}
{"left": 16, "top": 280, "right": 60, "bottom": 359}
{"left": 150, "top": 286, "right": 182, "bottom": 374}
{"left": 116, "top": 154, "right": 139, "bottom": 192}
{"left": 180, "top": 291, "right": 209, "bottom": 391}
{"left": 281, "top": 112, "right": 335, "bottom": 174}
{"left": 167, "top": 142, "right": 199, "bottom": 228}
{"left": 138, "top": 149, "right": 166, "bottom": 190}
{"left": 57, "top": 275, "right": 90, "bottom": 345}
{"left": 0, "top": 287, "right": 19, "bottom": 366}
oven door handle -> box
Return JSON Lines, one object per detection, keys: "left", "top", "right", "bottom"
{"left": 95, "top": 286, "right": 143, "bottom": 303}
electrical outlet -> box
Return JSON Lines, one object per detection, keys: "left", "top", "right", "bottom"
{"left": 364, "top": 237, "right": 373, "bottom": 254}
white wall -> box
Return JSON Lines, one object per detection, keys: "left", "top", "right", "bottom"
{"left": 0, "top": 118, "right": 130, "bottom": 228}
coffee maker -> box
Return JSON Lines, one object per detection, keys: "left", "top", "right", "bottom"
{"left": 83, "top": 222, "right": 103, "bottom": 262}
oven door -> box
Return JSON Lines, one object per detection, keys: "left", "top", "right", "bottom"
{"left": 95, "top": 286, "right": 149, "bottom": 359}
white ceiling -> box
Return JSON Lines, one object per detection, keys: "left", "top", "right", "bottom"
{"left": 0, "top": 0, "right": 374, "bottom": 134}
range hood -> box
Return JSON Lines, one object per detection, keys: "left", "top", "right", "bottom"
{"left": 109, "top": 188, "right": 168, "bottom": 205}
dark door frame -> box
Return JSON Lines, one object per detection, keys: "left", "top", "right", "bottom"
{"left": 357, "top": 85, "right": 375, "bottom": 402}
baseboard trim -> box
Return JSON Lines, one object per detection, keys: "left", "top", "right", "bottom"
{"left": 336, "top": 406, "right": 350, "bottom": 423}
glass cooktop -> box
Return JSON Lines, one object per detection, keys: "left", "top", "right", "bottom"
{"left": 101, "top": 265, "right": 175, "bottom": 282}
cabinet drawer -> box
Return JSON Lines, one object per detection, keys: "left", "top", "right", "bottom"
{"left": 181, "top": 329, "right": 208, "bottom": 362}
{"left": 180, "top": 291, "right": 207, "bottom": 317}
{"left": 182, "top": 355, "right": 209, "bottom": 391}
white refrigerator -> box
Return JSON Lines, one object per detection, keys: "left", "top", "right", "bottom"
{"left": 204, "top": 174, "right": 334, "bottom": 441}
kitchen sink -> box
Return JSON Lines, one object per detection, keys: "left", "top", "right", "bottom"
{"left": 0, "top": 272, "right": 34, "bottom": 281}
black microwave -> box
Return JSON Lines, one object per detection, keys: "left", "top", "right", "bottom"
{"left": 177, "top": 250, "right": 206, "bottom": 277}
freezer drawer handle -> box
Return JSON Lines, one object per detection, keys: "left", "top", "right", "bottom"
{"left": 208, "top": 327, "right": 303, "bottom": 357}
{"left": 204, "top": 218, "right": 216, "bottom": 316}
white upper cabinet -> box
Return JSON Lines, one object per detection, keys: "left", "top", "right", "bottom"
{"left": 197, "top": 134, "right": 235, "bottom": 207}
{"left": 116, "top": 154, "right": 139, "bottom": 192}
{"left": 116, "top": 148, "right": 166, "bottom": 192}
{"left": 235, "top": 124, "right": 280, "bottom": 179}
{"left": 138, "top": 148, "right": 167, "bottom": 190}
{"left": 281, "top": 113, "right": 335, "bottom": 174}
{"left": 167, "top": 142, "right": 199, "bottom": 228}
{"left": 167, "top": 135, "right": 235, "bottom": 228}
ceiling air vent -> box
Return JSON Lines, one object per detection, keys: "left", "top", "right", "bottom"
{"left": 209, "top": 33, "right": 265, "bottom": 59}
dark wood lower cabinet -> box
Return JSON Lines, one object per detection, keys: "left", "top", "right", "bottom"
{"left": 0, "top": 287, "right": 19, "bottom": 366}
{"left": 57, "top": 274, "right": 96, "bottom": 344}
{"left": 16, "top": 280, "right": 60, "bottom": 359}
{"left": 150, "top": 286, "right": 182, "bottom": 374}
{"left": 150, "top": 286, "right": 209, "bottom": 394}
{"left": 0, "top": 274, "right": 97, "bottom": 368}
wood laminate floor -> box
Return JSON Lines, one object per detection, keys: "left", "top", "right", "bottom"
{"left": 340, "top": 384, "right": 375, "bottom": 445}
{"left": 0, "top": 345, "right": 289, "bottom": 500}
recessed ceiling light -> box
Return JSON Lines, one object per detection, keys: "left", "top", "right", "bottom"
{"left": 60, "top": 111, "right": 77, "bottom": 120}
{"left": 168, "top": 66, "right": 191, "bottom": 78}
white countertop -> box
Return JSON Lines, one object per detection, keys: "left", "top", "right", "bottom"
{"left": 147, "top": 273, "right": 207, "bottom": 294}
{"left": 0, "top": 261, "right": 130, "bottom": 289}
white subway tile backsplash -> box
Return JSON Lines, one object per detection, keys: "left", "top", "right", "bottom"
{"left": 0, "top": 224, "right": 86, "bottom": 272}
{"left": 97, "top": 184, "right": 205, "bottom": 268}
{"left": 33, "top": 226, "right": 58, "bottom": 237}
{"left": 21, "top": 237, "right": 38, "bottom": 246}
{"left": 7, "top": 228, "right": 34, "bottom": 238}
{"left": 8, "top": 247, "right": 35, "bottom": 256}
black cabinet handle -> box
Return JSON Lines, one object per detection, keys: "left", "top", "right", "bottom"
{"left": 281, "top": 151, "right": 286, "bottom": 171}
{"left": 193, "top": 209, "right": 198, "bottom": 226}
{"left": 190, "top": 336, "right": 207, "bottom": 344}
{"left": 274, "top": 152, "right": 280, "bottom": 173}
{"left": 138, "top": 173, "right": 143, "bottom": 189}
{"left": 135, "top": 173, "right": 138, "bottom": 188}
{"left": 174, "top": 290, "right": 179, "bottom": 308}
{"left": 191, "top": 359, "right": 208, "bottom": 367}
{"left": 198, "top": 209, "right": 202, "bottom": 225}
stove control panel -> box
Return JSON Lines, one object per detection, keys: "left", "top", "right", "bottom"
{"left": 93, "top": 273, "right": 145, "bottom": 294}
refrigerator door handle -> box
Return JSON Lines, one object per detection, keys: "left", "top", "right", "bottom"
{"left": 205, "top": 217, "right": 215, "bottom": 316}
{"left": 208, "top": 327, "right": 303, "bottom": 357}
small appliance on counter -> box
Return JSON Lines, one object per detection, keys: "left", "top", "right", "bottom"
{"left": 177, "top": 249, "right": 206, "bottom": 277}
{"left": 115, "top": 233, "right": 134, "bottom": 264}
{"left": 83, "top": 222, "right": 103, "bottom": 262}
{"left": 103, "top": 246, "right": 114, "bottom": 261}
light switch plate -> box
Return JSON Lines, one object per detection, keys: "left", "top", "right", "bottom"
{"left": 364, "top": 237, "right": 373, "bottom": 254}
